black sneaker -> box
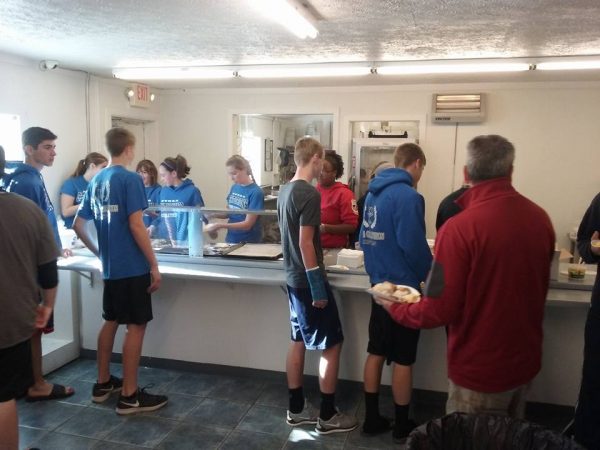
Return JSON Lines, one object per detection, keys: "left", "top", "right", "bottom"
{"left": 92, "top": 375, "right": 123, "bottom": 403}
{"left": 362, "top": 415, "right": 392, "bottom": 435}
{"left": 115, "top": 387, "right": 168, "bottom": 415}
{"left": 393, "top": 419, "right": 417, "bottom": 443}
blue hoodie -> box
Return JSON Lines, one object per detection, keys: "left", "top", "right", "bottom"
{"left": 158, "top": 178, "right": 204, "bottom": 244}
{"left": 359, "top": 168, "right": 432, "bottom": 289}
{"left": 2, "top": 162, "right": 62, "bottom": 248}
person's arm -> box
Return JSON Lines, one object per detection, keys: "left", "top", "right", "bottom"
{"left": 36, "top": 259, "right": 58, "bottom": 329}
{"left": 577, "top": 194, "right": 600, "bottom": 262}
{"left": 129, "top": 210, "right": 161, "bottom": 293}
{"left": 377, "top": 225, "right": 467, "bottom": 329}
{"left": 320, "top": 222, "right": 356, "bottom": 235}
{"left": 60, "top": 193, "right": 79, "bottom": 218}
{"left": 73, "top": 216, "right": 99, "bottom": 256}
{"left": 395, "top": 195, "right": 433, "bottom": 282}
{"left": 217, "top": 214, "right": 259, "bottom": 232}
{"left": 299, "top": 224, "right": 328, "bottom": 308}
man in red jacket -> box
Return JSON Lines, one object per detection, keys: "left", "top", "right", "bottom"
{"left": 375, "top": 134, "right": 555, "bottom": 417}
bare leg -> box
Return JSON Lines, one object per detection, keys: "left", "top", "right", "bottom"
{"left": 319, "top": 342, "right": 341, "bottom": 394}
{"left": 121, "top": 323, "right": 147, "bottom": 396}
{"left": 286, "top": 341, "right": 306, "bottom": 388}
{"left": 27, "top": 330, "right": 74, "bottom": 397}
{"left": 364, "top": 353, "right": 385, "bottom": 393}
{"left": 0, "top": 399, "right": 18, "bottom": 450}
{"left": 97, "top": 321, "right": 119, "bottom": 383}
{"left": 392, "top": 363, "right": 412, "bottom": 405}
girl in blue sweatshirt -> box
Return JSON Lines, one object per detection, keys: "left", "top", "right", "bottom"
{"left": 157, "top": 155, "right": 204, "bottom": 246}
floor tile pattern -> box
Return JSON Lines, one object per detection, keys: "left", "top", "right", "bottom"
{"left": 17, "top": 358, "right": 574, "bottom": 449}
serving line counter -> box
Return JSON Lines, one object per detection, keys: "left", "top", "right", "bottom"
{"left": 57, "top": 250, "right": 595, "bottom": 407}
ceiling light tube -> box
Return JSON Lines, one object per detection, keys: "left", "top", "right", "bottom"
{"left": 252, "top": 0, "right": 318, "bottom": 39}
{"left": 113, "top": 67, "right": 234, "bottom": 80}
{"left": 377, "top": 61, "right": 530, "bottom": 75}
{"left": 238, "top": 66, "right": 372, "bottom": 78}
{"left": 536, "top": 60, "right": 600, "bottom": 70}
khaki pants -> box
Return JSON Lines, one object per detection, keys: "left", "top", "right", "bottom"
{"left": 446, "top": 380, "right": 529, "bottom": 419}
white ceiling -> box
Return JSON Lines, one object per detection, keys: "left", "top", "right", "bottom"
{"left": 1, "top": 0, "right": 600, "bottom": 88}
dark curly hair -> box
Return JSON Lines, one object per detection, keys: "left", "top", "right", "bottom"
{"left": 324, "top": 149, "right": 344, "bottom": 179}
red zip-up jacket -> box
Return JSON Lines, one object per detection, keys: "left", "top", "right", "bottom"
{"left": 317, "top": 182, "right": 358, "bottom": 248}
{"left": 388, "top": 178, "right": 555, "bottom": 392}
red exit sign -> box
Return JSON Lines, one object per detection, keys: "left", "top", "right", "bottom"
{"left": 129, "top": 83, "right": 151, "bottom": 108}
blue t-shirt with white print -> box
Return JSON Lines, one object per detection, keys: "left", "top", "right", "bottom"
{"left": 60, "top": 175, "right": 88, "bottom": 228}
{"left": 225, "top": 182, "right": 264, "bottom": 243}
{"left": 77, "top": 165, "right": 150, "bottom": 280}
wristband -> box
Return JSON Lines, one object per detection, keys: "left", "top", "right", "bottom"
{"left": 305, "top": 267, "right": 328, "bottom": 303}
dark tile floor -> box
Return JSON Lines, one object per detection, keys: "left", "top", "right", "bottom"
{"left": 17, "top": 358, "right": 574, "bottom": 449}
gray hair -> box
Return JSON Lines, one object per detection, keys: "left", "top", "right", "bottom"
{"left": 466, "top": 135, "right": 515, "bottom": 182}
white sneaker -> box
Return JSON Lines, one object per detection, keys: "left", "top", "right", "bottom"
{"left": 286, "top": 400, "right": 319, "bottom": 426}
{"left": 315, "top": 411, "right": 358, "bottom": 435}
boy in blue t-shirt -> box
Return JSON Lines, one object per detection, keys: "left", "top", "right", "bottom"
{"left": 74, "top": 127, "right": 168, "bottom": 415}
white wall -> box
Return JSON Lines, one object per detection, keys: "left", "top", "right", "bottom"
{"left": 0, "top": 54, "right": 88, "bottom": 211}
{"left": 159, "top": 82, "right": 600, "bottom": 248}
{"left": 0, "top": 54, "right": 160, "bottom": 221}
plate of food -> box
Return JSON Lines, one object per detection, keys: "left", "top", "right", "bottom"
{"left": 366, "top": 281, "right": 421, "bottom": 304}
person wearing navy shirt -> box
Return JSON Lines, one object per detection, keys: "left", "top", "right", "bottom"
{"left": 74, "top": 127, "right": 167, "bottom": 415}
{"left": 156, "top": 155, "right": 205, "bottom": 246}
{"left": 60, "top": 152, "right": 108, "bottom": 228}
{"left": 205, "top": 155, "right": 264, "bottom": 243}
{"left": 1, "top": 127, "right": 75, "bottom": 403}
{"left": 136, "top": 159, "right": 161, "bottom": 231}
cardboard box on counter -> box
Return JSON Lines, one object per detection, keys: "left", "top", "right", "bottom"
{"left": 550, "top": 248, "right": 572, "bottom": 280}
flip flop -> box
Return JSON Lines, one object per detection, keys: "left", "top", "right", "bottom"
{"left": 25, "top": 383, "right": 75, "bottom": 402}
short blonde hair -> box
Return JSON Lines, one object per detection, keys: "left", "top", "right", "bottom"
{"left": 294, "top": 137, "right": 323, "bottom": 167}
{"left": 394, "top": 143, "right": 426, "bottom": 169}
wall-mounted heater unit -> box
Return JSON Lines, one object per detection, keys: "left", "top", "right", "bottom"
{"left": 432, "top": 93, "right": 485, "bottom": 123}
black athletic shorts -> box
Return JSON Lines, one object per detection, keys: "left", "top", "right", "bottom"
{"left": 0, "top": 339, "right": 33, "bottom": 402}
{"left": 367, "top": 299, "right": 420, "bottom": 366}
{"left": 103, "top": 273, "right": 153, "bottom": 325}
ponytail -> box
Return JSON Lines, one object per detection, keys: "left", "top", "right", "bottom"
{"left": 71, "top": 152, "right": 108, "bottom": 178}
{"left": 162, "top": 154, "right": 191, "bottom": 179}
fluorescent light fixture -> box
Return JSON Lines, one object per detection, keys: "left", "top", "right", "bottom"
{"left": 377, "top": 61, "right": 530, "bottom": 75}
{"left": 238, "top": 65, "right": 371, "bottom": 78}
{"left": 113, "top": 67, "right": 234, "bottom": 80}
{"left": 251, "top": 0, "right": 318, "bottom": 39}
{"left": 536, "top": 60, "right": 600, "bottom": 70}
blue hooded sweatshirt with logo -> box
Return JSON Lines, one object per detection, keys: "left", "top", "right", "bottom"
{"left": 359, "top": 168, "right": 432, "bottom": 289}
{"left": 3, "top": 163, "right": 62, "bottom": 249}
{"left": 158, "top": 178, "right": 204, "bottom": 244}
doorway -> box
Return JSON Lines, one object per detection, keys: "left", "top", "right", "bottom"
{"left": 112, "top": 116, "right": 152, "bottom": 169}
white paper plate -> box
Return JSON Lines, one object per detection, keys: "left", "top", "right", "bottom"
{"left": 366, "top": 284, "right": 421, "bottom": 303}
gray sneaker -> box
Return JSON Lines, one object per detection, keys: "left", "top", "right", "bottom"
{"left": 286, "top": 401, "right": 319, "bottom": 426}
{"left": 315, "top": 411, "right": 358, "bottom": 435}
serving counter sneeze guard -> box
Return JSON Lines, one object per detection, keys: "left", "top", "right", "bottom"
{"left": 144, "top": 205, "right": 281, "bottom": 262}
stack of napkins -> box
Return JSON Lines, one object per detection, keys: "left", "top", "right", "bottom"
{"left": 336, "top": 249, "right": 364, "bottom": 268}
